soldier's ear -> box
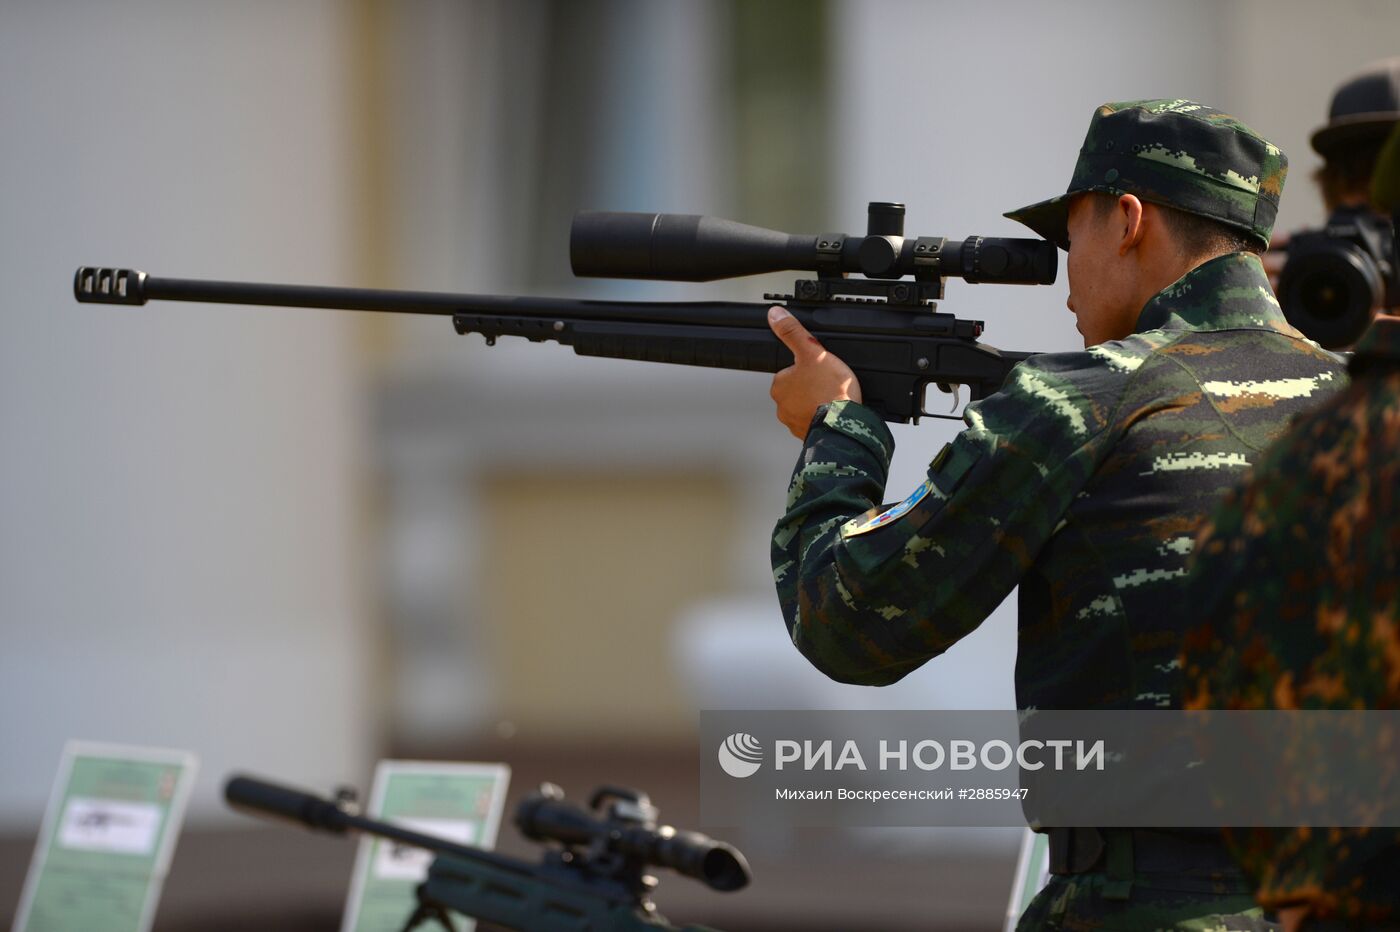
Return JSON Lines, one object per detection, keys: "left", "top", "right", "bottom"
{"left": 1116, "top": 194, "right": 1145, "bottom": 255}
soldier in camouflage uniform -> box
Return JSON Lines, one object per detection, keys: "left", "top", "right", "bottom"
{"left": 765, "top": 100, "right": 1349, "bottom": 930}
{"left": 1180, "top": 124, "right": 1400, "bottom": 932}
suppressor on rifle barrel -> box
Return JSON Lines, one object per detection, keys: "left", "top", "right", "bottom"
{"left": 225, "top": 774, "right": 350, "bottom": 833}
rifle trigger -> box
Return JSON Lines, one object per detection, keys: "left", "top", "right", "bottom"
{"left": 929, "top": 383, "right": 963, "bottom": 414}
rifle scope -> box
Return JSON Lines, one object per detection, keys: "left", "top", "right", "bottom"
{"left": 516, "top": 784, "right": 749, "bottom": 893}
{"left": 571, "top": 201, "right": 1057, "bottom": 285}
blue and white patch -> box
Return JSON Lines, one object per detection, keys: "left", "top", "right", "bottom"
{"left": 841, "top": 479, "right": 935, "bottom": 538}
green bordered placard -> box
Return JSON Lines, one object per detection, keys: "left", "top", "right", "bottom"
{"left": 10, "top": 740, "right": 198, "bottom": 932}
{"left": 340, "top": 760, "right": 511, "bottom": 932}
{"left": 1004, "top": 827, "right": 1049, "bottom": 931}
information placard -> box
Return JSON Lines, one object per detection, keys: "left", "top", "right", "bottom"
{"left": 1004, "top": 828, "right": 1050, "bottom": 932}
{"left": 340, "top": 760, "right": 511, "bottom": 932}
{"left": 11, "top": 741, "right": 198, "bottom": 932}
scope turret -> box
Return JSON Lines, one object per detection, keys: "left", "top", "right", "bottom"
{"left": 570, "top": 201, "right": 1057, "bottom": 286}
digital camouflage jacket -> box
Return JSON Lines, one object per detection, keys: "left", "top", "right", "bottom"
{"left": 1183, "top": 316, "right": 1400, "bottom": 922}
{"left": 772, "top": 251, "right": 1347, "bottom": 711}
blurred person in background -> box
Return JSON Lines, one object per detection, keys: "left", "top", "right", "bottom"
{"left": 765, "top": 99, "right": 1346, "bottom": 930}
{"left": 1266, "top": 58, "right": 1400, "bottom": 345}
{"left": 1182, "top": 122, "right": 1400, "bottom": 932}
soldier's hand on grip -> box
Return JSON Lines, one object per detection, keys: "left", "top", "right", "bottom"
{"left": 767, "top": 305, "right": 863, "bottom": 439}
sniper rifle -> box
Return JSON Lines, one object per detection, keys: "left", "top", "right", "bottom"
{"left": 74, "top": 201, "right": 1053, "bottom": 423}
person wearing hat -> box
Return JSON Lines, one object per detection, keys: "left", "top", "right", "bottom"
{"left": 1264, "top": 58, "right": 1400, "bottom": 299}
{"left": 1180, "top": 124, "right": 1400, "bottom": 932}
{"left": 1312, "top": 57, "right": 1400, "bottom": 213}
{"left": 764, "top": 99, "right": 1348, "bottom": 928}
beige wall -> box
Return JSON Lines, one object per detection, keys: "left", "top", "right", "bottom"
{"left": 0, "top": 1, "right": 374, "bottom": 826}
{"left": 1222, "top": 0, "right": 1400, "bottom": 235}
{"left": 480, "top": 471, "right": 735, "bottom": 740}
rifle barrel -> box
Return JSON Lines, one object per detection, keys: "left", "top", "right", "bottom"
{"left": 224, "top": 775, "right": 530, "bottom": 877}
{"left": 74, "top": 267, "right": 967, "bottom": 333}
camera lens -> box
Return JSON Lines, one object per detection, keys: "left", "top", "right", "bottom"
{"left": 1279, "top": 244, "right": 1382, "bottom": 349}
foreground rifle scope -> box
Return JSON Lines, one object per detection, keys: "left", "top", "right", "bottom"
{"left": 571, "top": 201, "right": 1057, "bottom": 285}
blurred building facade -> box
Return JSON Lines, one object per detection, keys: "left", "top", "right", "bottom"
{"left": 3, "top": 1, "right": 1400, "bottom": 928}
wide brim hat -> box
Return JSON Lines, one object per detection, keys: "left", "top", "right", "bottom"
{"left": 1006, "top": 99, "right": 1287, "bottom": 251}
{"left": 1311, "top": 58, "right": 1400, "bottom": 158}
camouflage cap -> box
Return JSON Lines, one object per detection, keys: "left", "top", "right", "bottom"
{"left": 1004, "top": 99, "right": 1287, "bottom": 251}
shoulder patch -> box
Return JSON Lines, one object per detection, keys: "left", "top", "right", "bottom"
{"left": 841, "top": 479, "right": 935, "bottom": 538}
